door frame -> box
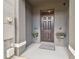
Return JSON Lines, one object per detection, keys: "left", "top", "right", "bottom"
{"left": 40, "top": 9, "right": 55, "bottom": 42}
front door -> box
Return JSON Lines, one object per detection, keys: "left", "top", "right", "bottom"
{"left": 41, "top": 14, "right": 54, "bottom": 42}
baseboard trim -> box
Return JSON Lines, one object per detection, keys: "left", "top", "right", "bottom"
{"left": 14, "top": 41, "right": 26, "bottom": 48}
{"left": 69, "top": 45, "right": 75, "bottom": 56}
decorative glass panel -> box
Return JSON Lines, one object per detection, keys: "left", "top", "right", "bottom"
{"left": 48, "top": 21, "right": 51, "bottom": 29}
{"left": 43, "top": 16, "right": 46, "bottom": 20}
{"left": 48, "top": 16, "right": 51, "bottom": 20}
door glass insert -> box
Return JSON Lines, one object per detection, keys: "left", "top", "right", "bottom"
{"left": 48, "top": 16, "right": 51, "bottom": 20}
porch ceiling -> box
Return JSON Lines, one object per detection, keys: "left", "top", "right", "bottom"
{"left": 28, "top": 0, "right": 69, "bottom": 6}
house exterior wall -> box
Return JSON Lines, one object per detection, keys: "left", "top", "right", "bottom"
{"left": 69, "top": 0, "right": 75, "bottom": 50}
{"left": 15, "top": 0, "right": 26, "bottom": 55}
{"left": 69, "top": 0, "right": 75, "bottom": 59}
{"left": 65, "top": 9, "right": 69, "bottom": 48}
{"left": 15, "top": 0, "right": 32, "bottom": 56}
{"left": 25, "top": 1, "right": 33, "bottom": 47}
{"left": 3, "top": 0, "right": 15, "bottom": 59}
{"left": 32, "top": 1, "right": 69, "bottom": 47}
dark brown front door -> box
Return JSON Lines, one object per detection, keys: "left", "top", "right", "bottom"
{"left": 41, "top": 14, "right": 54, "bottom": 42}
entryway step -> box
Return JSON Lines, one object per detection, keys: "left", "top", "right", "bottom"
{"left": 11, "top": 56, "right": 29, "bottom": 59}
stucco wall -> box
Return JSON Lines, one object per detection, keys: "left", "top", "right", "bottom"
{"left": 15, "top": 0, "right": 33, "bottom": 55}
{"left": 32, "top": 1, "right": 69, "bottom": 47}
{"left": 69, "top": 0, "right": 75, "bottom": 50}
{"left": 69, "top": 0, "right": 75, "bottom": 59}
{"left": 3, "top": 0, "right": 15, "bottom": 59}
{"left": 15, "top": 0, "right": 26, "bottom": 55}
{"left": 25, "top": 1, "right": 33, "bottom": 47}
{"left": 65, "top": 8, "right": 69, "bottom": 48}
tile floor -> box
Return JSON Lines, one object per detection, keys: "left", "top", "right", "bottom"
{"left": 20, "top": 42, "right": 69, "bottom": 59}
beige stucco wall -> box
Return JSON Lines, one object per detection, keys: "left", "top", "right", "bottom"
{"left": 32, "top": 1, "right": 69, "bottom": 47}
{"left": 25, "top": 1, "right": 33, "bottom": 47}
{"left": 3, "top": 0, "right": 15, "bottom": 59}
{"left": 69, "top": 0, "right": 75, "bottom": 50}
{"left": 15, "top": 0, "right": 33, "bottom": 55}
{"left": 15, "top": 0, "right": 26, "bottom": 55}
{"left": 69, "top": 0, "right": 75, "bottom": 59}
{"left": 16, "top": 0, "right": 26, "bottom": 43}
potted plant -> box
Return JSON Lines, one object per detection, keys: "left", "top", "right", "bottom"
{"left": 32, "top": 32, "right": 38, "bottom": 39}
{"left": 56, "top": 32, "right": 66, "bottom": 39}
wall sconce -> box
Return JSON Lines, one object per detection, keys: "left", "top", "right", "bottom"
{"left": 6, "top": 17, "right": 13, "bottom": 24}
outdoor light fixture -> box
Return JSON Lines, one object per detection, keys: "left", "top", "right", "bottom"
{"left": 6, "top": 17, "right": 13, "bottom": 24}
{"left": 48, "top": 10, "right": 51, "bottom": 13}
